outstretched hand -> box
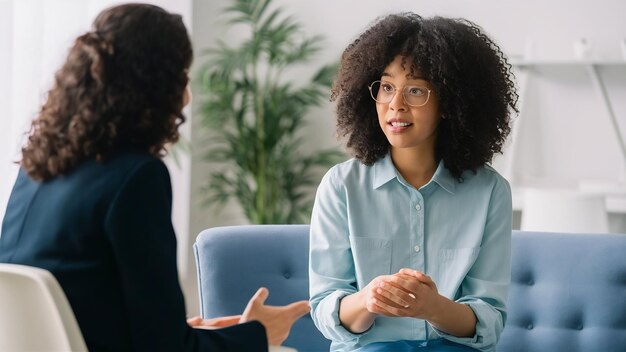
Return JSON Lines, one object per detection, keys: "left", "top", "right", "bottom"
{"left": 239, "top": 287, "right": 310, "bottom": 346}
{"left": 187, "top": 315, "right": 242, "bottom": 329}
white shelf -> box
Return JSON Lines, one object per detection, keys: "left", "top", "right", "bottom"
{"left": 501, "top": 59, "right": 626, "bottom": 186}
{"left": 512, "top": 187, "right": 626, "bottom": 214}
{"left": 503, "top": 59, "right": 626, "bottom": 218}
{"left": 510, "top": 59, "right": 626, "bottom": 66}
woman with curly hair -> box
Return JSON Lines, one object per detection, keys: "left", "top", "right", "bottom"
{"left": 309, "top": 13, "right": 518, "bottom": 352}
{"left": 0, "top": 4, "right": 308, "bottom": 351}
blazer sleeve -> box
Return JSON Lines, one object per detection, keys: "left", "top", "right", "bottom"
{"left": 104, "top": 158, "right": 267, "bottom": 352}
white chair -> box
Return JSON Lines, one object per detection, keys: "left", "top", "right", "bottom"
{"left": 0, "top": 263, "right": 88, "bottom": 352}
{"left": 521, "top": 188, "right": 609, "bottom": 233}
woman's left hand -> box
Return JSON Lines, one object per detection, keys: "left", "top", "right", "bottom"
{"left": 372, "top": 268, "right": 441, "bottom": 320}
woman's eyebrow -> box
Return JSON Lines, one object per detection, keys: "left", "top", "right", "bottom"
{"left": 406, "top": 74, "right": 426, "bottom": 81}
{"left": 381, "top": 72, "right": 427, "bottom": 82}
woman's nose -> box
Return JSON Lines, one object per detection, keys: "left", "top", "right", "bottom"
{"left": 388, "top": 90, "right": 407, "bottom": 111}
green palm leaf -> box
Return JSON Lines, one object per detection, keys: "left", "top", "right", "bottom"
{"left": 197, "top": 0, "right": 344, "bottom": 224}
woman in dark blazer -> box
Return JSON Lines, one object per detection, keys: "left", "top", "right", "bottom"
{"left": 0, "top": 4, "right": 308, "bottom": 351}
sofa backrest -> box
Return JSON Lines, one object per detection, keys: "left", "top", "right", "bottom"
{"left": 498, "top": 231, "right": 626, "bottom": 351}
{"left": 194, "top": 226, "right": 626, "bottom": 352}
{"left": 194, "top": 225, "right": 329, "bottom": 352}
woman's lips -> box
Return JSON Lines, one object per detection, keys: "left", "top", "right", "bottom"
{"left": 388, "top": 121, "right": 413, "bottom": 133}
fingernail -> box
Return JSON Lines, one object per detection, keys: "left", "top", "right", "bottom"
{"left": 404, "top": 304, "right": 410, "bottom": 308}
{"left": 409, "top": 293, "right": 416, "bottom": 299}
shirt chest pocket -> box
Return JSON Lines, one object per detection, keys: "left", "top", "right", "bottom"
{"left": 349, "top": 236, "right": 392, "bottom": 289}
{"left": 433, "top": 247, "right": 481, "bottom": 298}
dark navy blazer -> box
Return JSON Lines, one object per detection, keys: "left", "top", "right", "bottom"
{"left": 0, "top": 151, "right": 266, "bottom": 351}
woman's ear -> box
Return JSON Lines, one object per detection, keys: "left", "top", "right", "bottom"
{"left": 183, "top": 84, "right": 192, "bottom": 107}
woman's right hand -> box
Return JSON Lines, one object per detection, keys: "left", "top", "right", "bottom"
{"left": 187, "top": 315, "right": 241, "bottom": 329}
{"left": 239, "top": 287, "right": 310, "bottom": 346}
{"left": 338, "top": 274, "right": 412, "bottom": 333}
{"left": 361, "top": 274, "right": 414, "bottom": 316}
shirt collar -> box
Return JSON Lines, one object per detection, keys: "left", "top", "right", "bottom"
{"left": 372, "top": 153, "right": 456, "bottom": 194}
{"left": 372, "top": 153, "right": 397, "bottom": 189}
{"left": 431, "top": 159, "right": 456, "bottom": 194}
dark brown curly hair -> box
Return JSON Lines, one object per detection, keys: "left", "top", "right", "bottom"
{"left": 332, "top": 13, "right": 518, "bottom": 180}
{"left": 21, "top": 4, "right": 193, "bottom": 181}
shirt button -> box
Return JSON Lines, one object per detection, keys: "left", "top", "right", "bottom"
{"left": 414, "top": 245, "right": 421, "bottom": 252}
{"left": 415, "top": 204, "right": 422, "bottom": 211}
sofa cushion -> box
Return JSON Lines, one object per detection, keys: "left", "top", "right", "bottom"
{"left": 498, "top": 231, "right": 626, "bottom": 351}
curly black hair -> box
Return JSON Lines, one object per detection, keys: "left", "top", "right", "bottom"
{"left": 21, "top": 4, "right": 193, "bottom": 181}
{"left": 332, "top": 13, "right": 518, "bottom": 180}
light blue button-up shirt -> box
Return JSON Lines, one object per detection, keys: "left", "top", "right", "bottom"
{"left": 309, "top": 154, "right": 512, "bottom": 352}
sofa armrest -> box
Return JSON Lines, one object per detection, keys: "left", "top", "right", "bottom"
{"left": 193, "top": 225, "right": 331, "bottom": 352}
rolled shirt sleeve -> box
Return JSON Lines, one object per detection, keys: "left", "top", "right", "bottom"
{"left": 431, "top": 175, "right": 512, "bottom": 351}
{"left": 309, "top": 167, "right": 364, "bottom": 344}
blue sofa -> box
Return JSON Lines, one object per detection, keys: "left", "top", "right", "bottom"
{"left": 194, "top": 225, "right": 626, "bottom": 351}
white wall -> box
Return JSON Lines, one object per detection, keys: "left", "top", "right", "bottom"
{"left": 0, "top": 0, "right": 15, "bottom": 210}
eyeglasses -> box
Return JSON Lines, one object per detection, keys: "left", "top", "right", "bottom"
{"left": 368, "top": 80, "right": 432, "bottom": 107}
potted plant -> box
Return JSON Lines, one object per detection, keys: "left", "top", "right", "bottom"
{"left": 197, "top": 0, "right": 342, "bottom": 224}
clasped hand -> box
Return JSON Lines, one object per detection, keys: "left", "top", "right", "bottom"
{"left": 362, "top": 268, "right": 440, "bottom": 319}
{"left": 187, "top": 287, "right": 310, "bottom": 346}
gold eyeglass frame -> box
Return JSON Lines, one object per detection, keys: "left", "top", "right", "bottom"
{"left": 368, "top": 80, "right": 432, "bottom": 107}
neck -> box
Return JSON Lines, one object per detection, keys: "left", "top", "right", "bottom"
{"left": 390, "top": 146, "right": 438, "bottom": 189}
